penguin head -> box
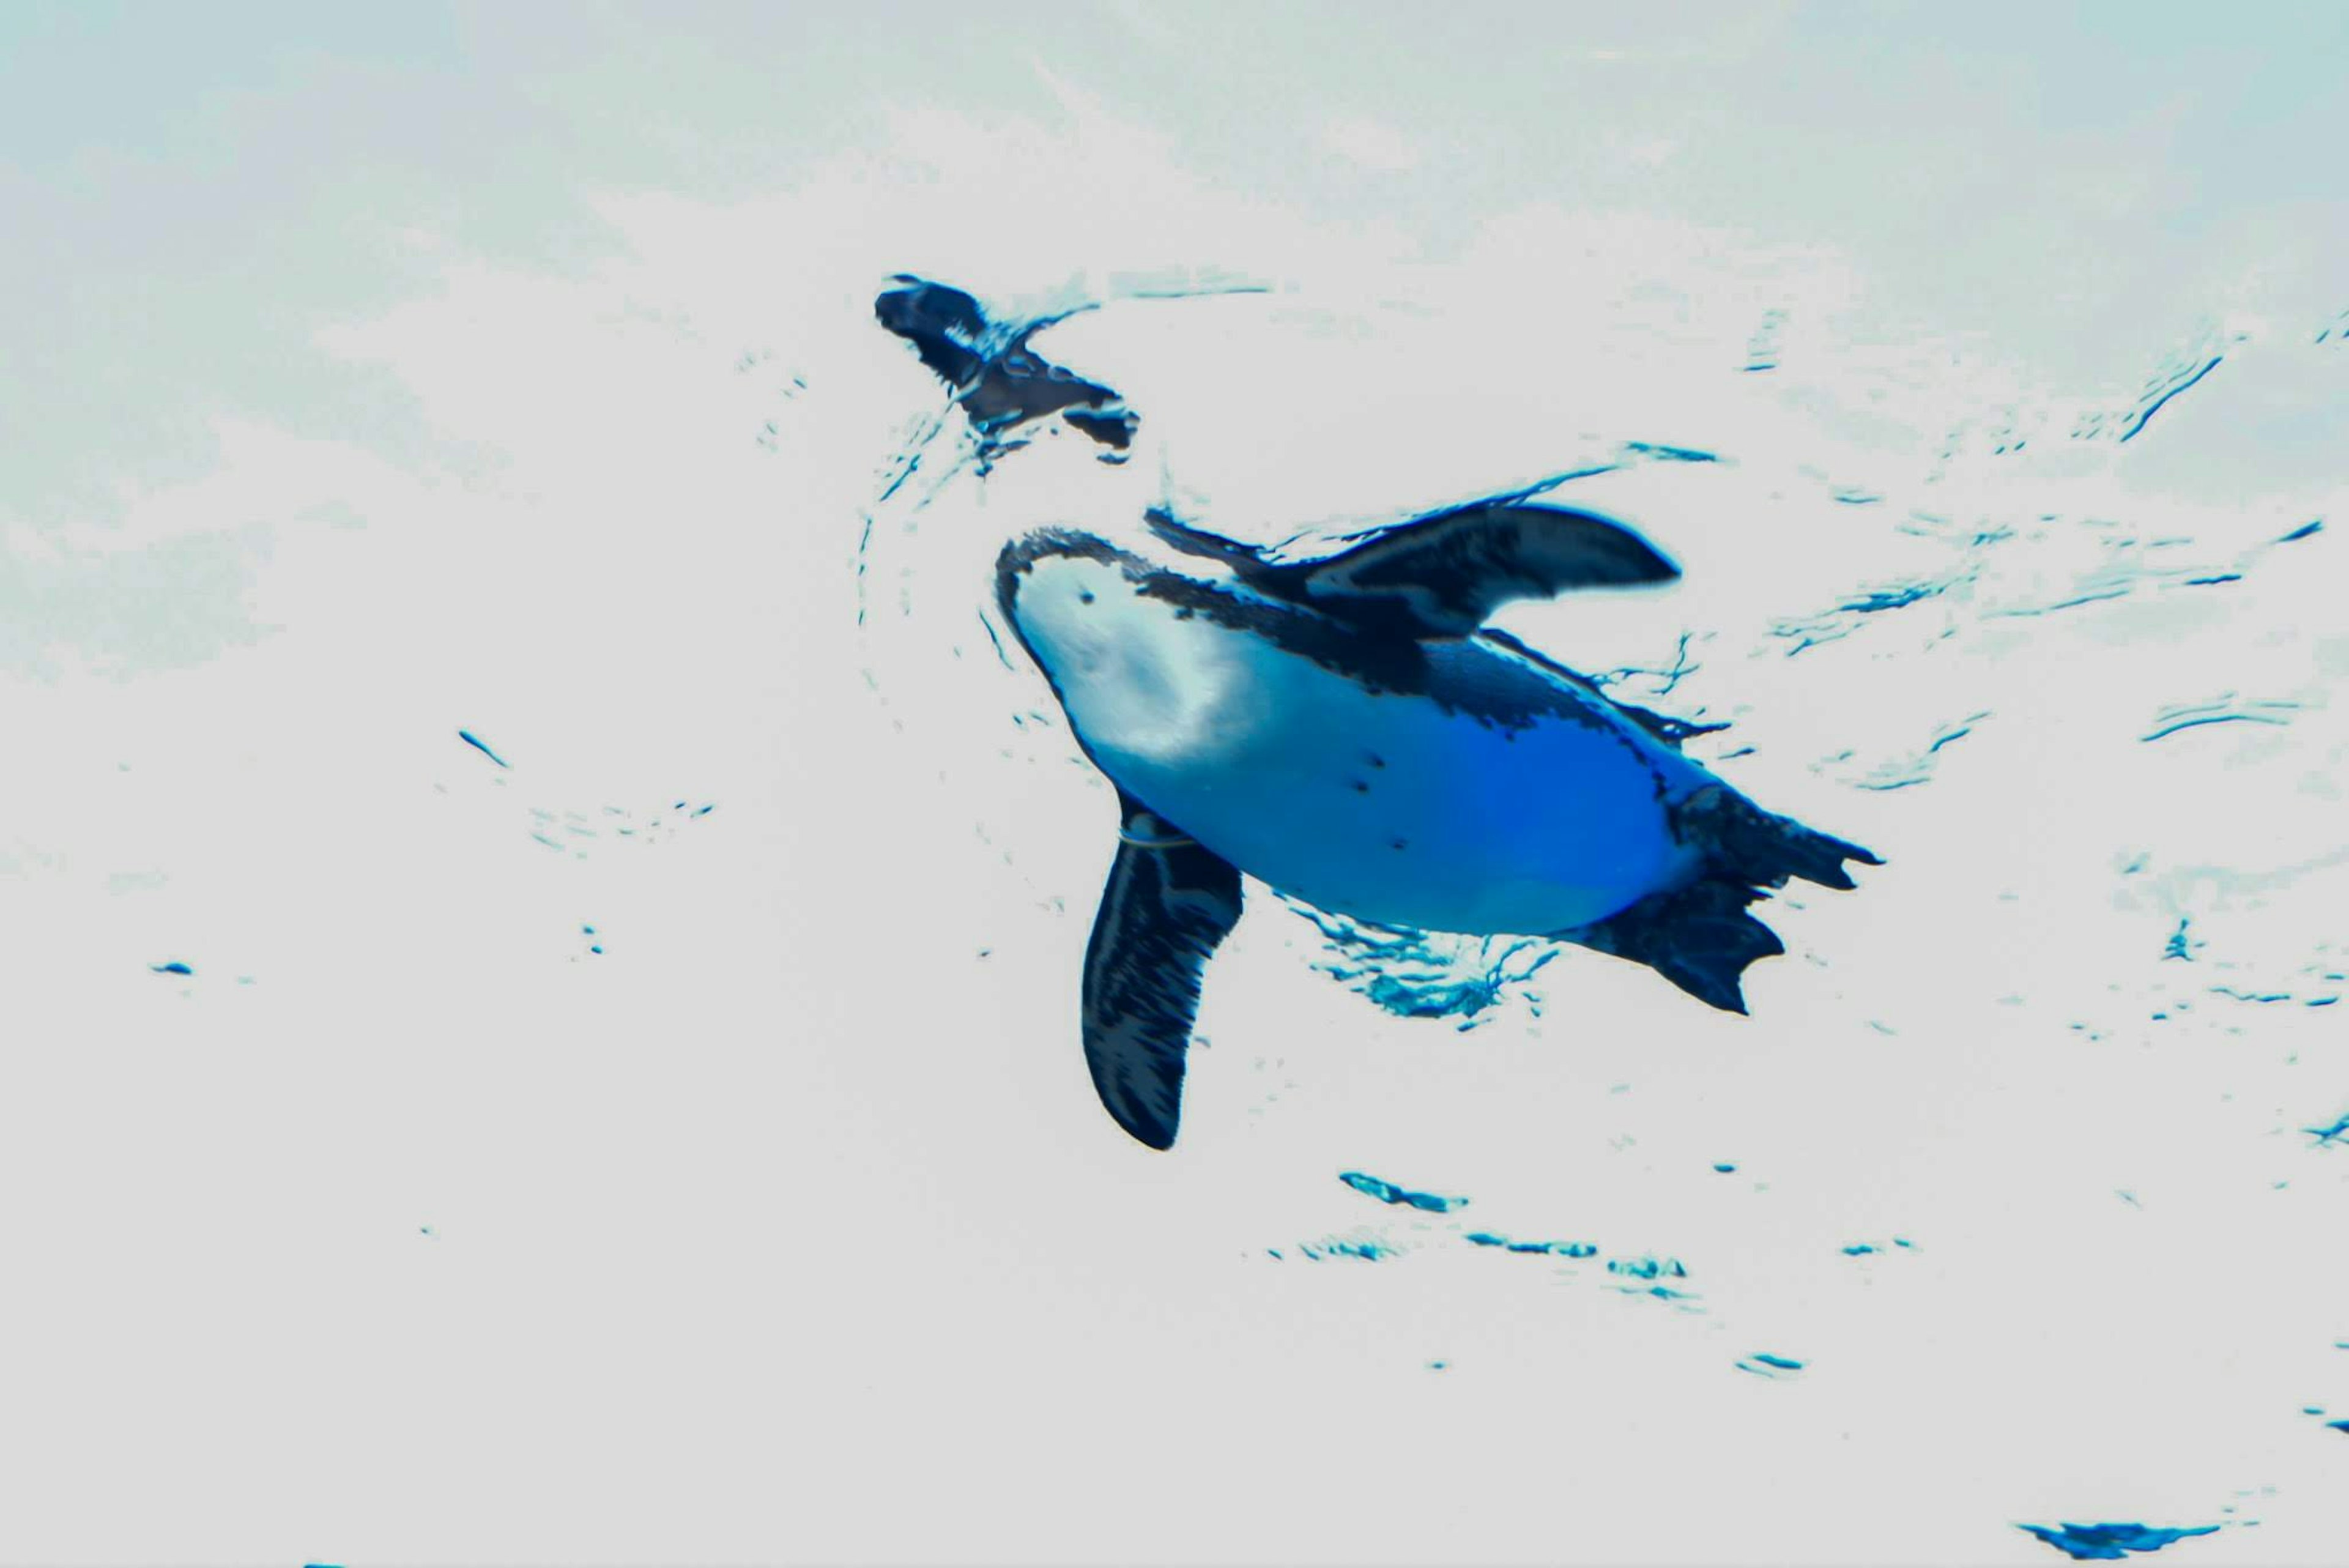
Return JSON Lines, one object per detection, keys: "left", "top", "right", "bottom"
{"left": 993, "top": 530, "right": 1137, "bottom": 683}
{"left": 995, "top": 530, "right": 1253, "bottom": 763}
{"left": 874, "top": 275, "right": 987, "bottom": 347}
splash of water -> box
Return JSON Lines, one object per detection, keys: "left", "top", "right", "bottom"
{"left": 1338, "top": 1172, "right": 1469, "bottom": 1213}
{"left": 2016, "top": 1522, "right": 2221, "bottom": 1561}
{"left": 1283, "top": 896, "right": 1562, "bottom": 1030}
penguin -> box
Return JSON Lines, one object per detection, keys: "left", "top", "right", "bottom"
{"left": 992, "top": 492, "right": 1882, "bottom": 1149}
{"left": 874, "top": 275, "right": 1139, "bottom": 458}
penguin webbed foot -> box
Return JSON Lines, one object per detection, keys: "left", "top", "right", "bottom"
{"left": 1567, "top": 879, "right": 1784, "bottom": 1014}
{"left": 1572, "top": 788, "right": 1881, "bottom": 1013}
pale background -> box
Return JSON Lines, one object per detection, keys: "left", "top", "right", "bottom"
{"left": 3, "top": 4, "right": 2346, "bottom": 1564}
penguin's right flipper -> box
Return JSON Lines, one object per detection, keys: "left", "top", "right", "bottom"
{"left": 1143, "top": 507, "right": 1277, "bottom": 574}
{"left": 1080, "top": 793, "right": 1245, "bottom": 1150}
{"left": 1264, "top": 500, "right": 1681, "bottom": 638}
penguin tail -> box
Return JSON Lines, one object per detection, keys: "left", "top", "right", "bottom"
{"left": 1669, "top": 784, "right": 1882, "bottom": 893}
{"left": 1564, "top": 786, "right": 1881, "bottom": 1014}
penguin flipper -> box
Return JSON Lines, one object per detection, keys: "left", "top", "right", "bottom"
{"left": 1143, "top": 507, "right": 1277, "bottom": 574}
{"left": 1274, "top": 500, "right": 1680, "bottom": 637}
{"left": 1667, "top": 784, "right": 1884, "bottom": 893}
{"left": 1080, "top": 793, "right": 1245, "bottom": 1150}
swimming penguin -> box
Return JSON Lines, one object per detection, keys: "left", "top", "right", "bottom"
{"left": 993, "top": 493, "right": 1882, "bottom": 1149}
{"left": 874, "top": 275, "right": 1139, "bottom": 457}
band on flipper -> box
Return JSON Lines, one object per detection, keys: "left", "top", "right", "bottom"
{"left": 1080, "top": 792, "right": 1245, "bottom": 1150}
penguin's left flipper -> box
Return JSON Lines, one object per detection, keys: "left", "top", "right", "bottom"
{"left": 1080, "top": 793, "right": 1245, "bottom": 1150}
{"left": 1271, "top": 501, "right": 1680, "bottom": 637}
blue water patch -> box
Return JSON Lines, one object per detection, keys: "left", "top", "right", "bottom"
{"left": 1712, "top": 1162, "right": 1737, "bottom": 1173}
{"left": 1770, "top": 569, "right": 1970, "bottom": 655}
{"left": 2279, "top": 519, "right": 2323, "bottom": 542}
{"left": 2063, "top": 330, "right": 2235, "bottom": 445}
{"left": 2017, "top": 1522, "right": 2220, "bottom": 1560}
{"left": 2140, "top": 694, "right": 2299, "bottom": 743}
{"left": 2114, "top": 353, "right": 2225, "bottom": 442}
{"left": 457, "top": 729, "right": 510, "bottom": 768}
{"left": 1595, "top": 630, "right": 1703, "bottom": 699}
{"left": 1289, "top": 1239, "right": 1394, "bottom": 1262}
{"left": 2211, "top": 985, "right": 2292, "bottom": 1005}
{"left": 1339, "top": 1171, "right": 1468, "bottom": 1213}
{"left": 149, "top": 960, "right": 193, "bottom": 976}
{"left": 1594, "top": 1253, "right": 1700, "bottom": 1302}
{"left": 513, "top": 797, "right": 721, "bottom": 858}
{"left": 1463, "top": 1231, "right": 1598, "bottom": 1258}
{"left": 2162, "top": 918, "right": 2196, "bottom": 962}
{"left": 1847, "top": 710, "right": 1991, "bottom": 792}
{"left": 1743, "top": 308, "right": 1786, "bottom": 372}
{"left": 1619, "top": 440, "right": 1718, "bottom": 464}
{"left": 1286, "top": 897, "right": 1560, "bottom": 1028}
{"left": 2302, "top": 1111, "right": 2349, "bottom": 1148}
{"left": 1849, "top": 577, "right": 1961, "bottom": 617}
{"left": 1735, "top": 1353, "right": 1804, "bottom": 1377}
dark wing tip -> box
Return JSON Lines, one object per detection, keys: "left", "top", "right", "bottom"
{"left": 1505, "top": 502, "right": 1682, "bottom": 587}
{"left": 1080, "top": 805, "right": 1245, "bottom": 1156}
{"left": 1813, "top": 834, "right": 1886, "bottom": 887}
{"left": 1085, "top": 1051, "right": 1187, "bottom": 1151}
{"left": 1110, "top": 1105, "right": 1179, "bottom": 1151}
{"left": 1638, "top": 544, "right": 1683, "bottom": 584}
